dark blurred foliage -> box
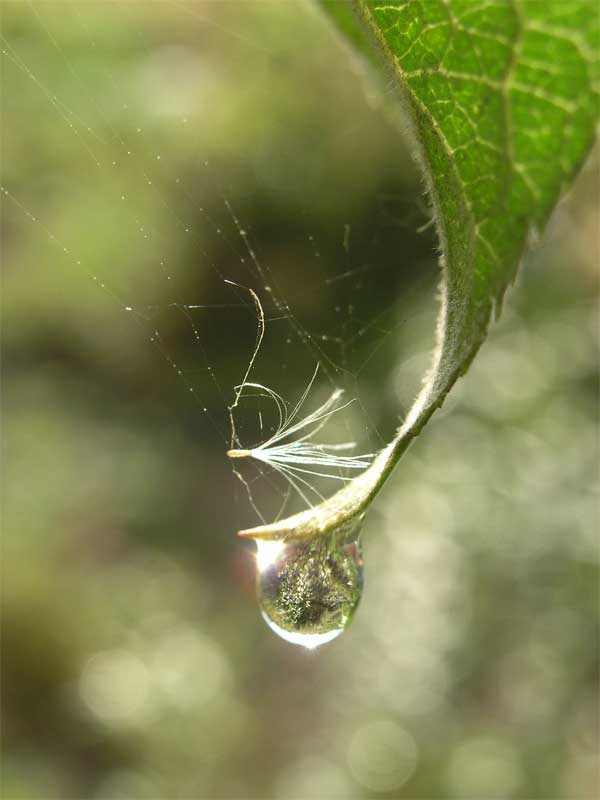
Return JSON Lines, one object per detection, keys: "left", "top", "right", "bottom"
{"left": 2, "top": 3, "right": 598, "bottom": 799}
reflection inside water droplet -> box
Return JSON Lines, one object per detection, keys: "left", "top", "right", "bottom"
{"left": 255, "top": 518, "right": 364, "bottom": 649}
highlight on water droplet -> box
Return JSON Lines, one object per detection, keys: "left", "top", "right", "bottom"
{"left": 254, "top": 518, "right": 364, "bottom": 649}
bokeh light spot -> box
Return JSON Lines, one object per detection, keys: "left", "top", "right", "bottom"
{"left": 347, "top": 720, "right": 418, "bottom": 792}
{"left": 79, "top": 650, "right": 150, "bottom": 724}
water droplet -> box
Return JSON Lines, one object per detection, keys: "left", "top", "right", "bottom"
{"left": 255, "top": 518, "right": 364, "bottom": 649}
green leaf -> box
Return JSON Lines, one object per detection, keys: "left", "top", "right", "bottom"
{"left": 239, "top": 0, "right": 599, "bottom": 542}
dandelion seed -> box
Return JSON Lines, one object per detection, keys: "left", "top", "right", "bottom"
{"left": 227, "top": 364, "right": 375, "bottom": 506}
{"left": 225, "top": 283, "right": 373, "bottom": 514}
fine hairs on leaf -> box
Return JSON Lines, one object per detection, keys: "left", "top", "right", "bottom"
{"left": 235, "top": 0, "right": 599, "bottom": 542}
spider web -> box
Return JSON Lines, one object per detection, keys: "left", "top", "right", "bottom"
{"left": 2, "top": 0, "right": 439, "bottom": 526}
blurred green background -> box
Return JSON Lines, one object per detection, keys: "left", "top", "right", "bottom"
{"left": 2, "top": 2, "right": 598, "bottom": 798}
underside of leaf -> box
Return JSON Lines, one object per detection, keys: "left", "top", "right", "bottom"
{"left": 239, "top": 0, "right": 599, "bottom": 542}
